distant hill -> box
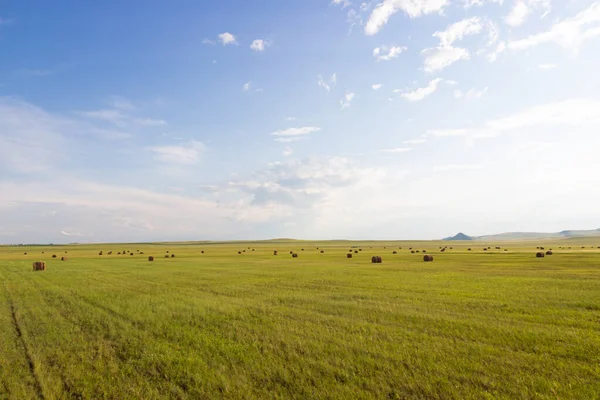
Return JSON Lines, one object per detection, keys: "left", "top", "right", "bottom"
{"left": 444, "top": 229, "right": 600, "bottom": 241}
{"left": 443, "top": 232, "right": 473, "bottom": 241}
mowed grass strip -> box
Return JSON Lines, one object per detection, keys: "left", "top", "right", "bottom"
{"left": 1, "top": 241, "right": 599, "bottom": 399}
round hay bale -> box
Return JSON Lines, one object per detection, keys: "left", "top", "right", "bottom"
{"left": 99, "top": 251, "right": 103, "bottom": 256}
{"left": 450, "top": 247, "right": 453, "bottom": 250}
{"left": 320, "top": 250, "right": 324, "bottom": 253}
{"left": 468, "top": 248, "right": 471, "bottom": 251}
{"left": 171, "top": 254, "right": 175, "bottom": 258}
{"left": 301, "top": 249, "right": 304, "bottom": 251}
{"left": 140, "top": 252, "right": 144, "bottom": 255}
{"left": 416, "top": 250, "right": 420, "bottom": 253}
{"left": 440, "top": 248, "right": 446, "bottom": 252}
{"left": 24, "top": 252, "right": 27, "bottom": 255}
{"left": 392, "top": 251, "right": 397, "bottom": 254}
{"left": 536, "top": 252, "right": 545, "bottom": 258}
{"left": 347, "top": 253, "right": 353, "bottom": 258}
{"left": 33, "top": 261, "right": 46, "bottom": 271}
{"left": 165, "top": 255, "right": 169, "bottom": 258}
{"left": 422, "top": 250, "right": 427, "bottom": 253}
{"left": 292, "top": 253, "right": 298, "bottom": 258}
{"left": 545, "top": 251, "right": 553, "bottom": 256}
{"left": 166, "top": 251, "right": 169, "bottom": 253}
{"left": 423, "top": 255, "right": 434, "bottom": 262}
{"left": 252, "top": 249, "right": 255, "bottom": 251}
{"left": 61, "top": 257, "right": 67, "bottom": 261}
{"left": 148, "top": 256, "right": 154, "bottom": 261}
{"left": 201, "top": 251, "right": 204, "bottom": 254}
{"left": 483, "top": 248, "right": 487, "bottom": 251}
{"left": 238, "top": 251, "right": 242, "bottom": 255}
{"left": 290, "top": 251, "right": 293, "bottom": 255}
{"left": 359, "top": 249, "right": 362, "bottom": 252}
{"left": 108, "top": 251, "right": 113, "bottom": 255}
{"left": 371, "top": 256, "right": 378, "bottom": 264}
{"left": 243, "top": 250, "right": 246, "bottom": 252}
{"left": 411, "top": 250, "right": 415, "bottom": 254}
{"left": 52, "top": 254, "right": 57, "bottom": 258}
{"left": 273, "top": 251, "right": 278, "bottom": 256}
{"left": 117, "top": 252, "right": 121, "bottom": 255}
{"left": 354, "top": 250, "right": 358, "bottom": 254}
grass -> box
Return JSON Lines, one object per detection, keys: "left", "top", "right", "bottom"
{"left": 1, "top": 239, "right": 599, "bottom": 399}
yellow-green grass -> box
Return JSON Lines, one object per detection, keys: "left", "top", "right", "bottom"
{"left": 1, "top": 239, "right": 599, "bottom": 399}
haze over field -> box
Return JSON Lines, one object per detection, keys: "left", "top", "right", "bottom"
{"left": 1, "top": 0, "right": 600, "bottom": 243}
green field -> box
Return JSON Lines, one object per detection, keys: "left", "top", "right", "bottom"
{"left": 1, "top": 239, "right": 599, "bottom": 399}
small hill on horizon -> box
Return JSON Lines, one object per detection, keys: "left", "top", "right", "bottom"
{"left": 444, "top": 228, "right": 600, "bottom": 241}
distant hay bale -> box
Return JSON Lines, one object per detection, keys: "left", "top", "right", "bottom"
{"left": 423, "top": 255, "right": 434, "bottom": 262}
{"left": 301, "top": 249, "right": 304, "bottom": 251}
{"left": 52, "top": 254, "right": 57, "bottom": 258}
{"left": 166, "top": 251, "right": 169, "bottom": 253}
{"left": 290, "top": 251, "right": 294, "bottom": 254}
{"left": 252, "top": 249, "right": 255, "bottom": 251}
{"left": 392, "top": 251, "right": 397, "bottom": 254}
{"left": 450, "top": 247, "right": 453, "bottom": 250}
{"left": 545, "top": 251, "right": 553, "bottom": 256}
{"left": 61, "top": 257, "right": 67, "bottom": 261}
{"left": 354, "top": 250, "right": 358, "bottom": 254}
{"left": 504, "top": 249, "right": 508, "bottom": 251}
{"left": 540, "top": 247, "right": 545, "bottom": 250}
{"left": 201, "top": 251, "right": 204, "bottom": 254}
{"left": 148, "top": 256, "right": 154, "bottom": 261}
{"left": 371, "top": 256, "right": 382, "bottom": 264}
{"left": 468, "top": 248, "right": 472, "bottom": 251}
{"left": 536, "top": 252, "right": 545, "bottom": 258}
{"left": 140, "top": 252, "right": 144, "bottom": 255}
{"left": 273, "top": 251, "right": 278, "bottom": 255}
{"left": 108, "top": 251, "right": 112, "bottom": 255}
{"left": 359, "top": 249, "right": 362, "bottom": 251}
{"left": 409, "top": 247, "right": 413, "bottom": 250}
{"left": 99, "top": 251, "right": 103, "bottom": 256}
{"left": 347, "top": 253, "right": 353, "bottom": 258}
{"left": 165, "top": 255, "right": 169, "bottom": 258}
{"left": 441, "top": 248, "right": 446, "bottom": 252}
{"left": 416, "top": 250, "right": 420, "bottom": 253}
{"left": 483, "top": 248, "right": 487, "bottom": 251}
{"left": 495, "top": 247, "right": 501, "bottom": 250}
{"left": 292, "top": 253, "right": 298, "bottom": 258}
{"left": 422, "top": 250, "right": 427, "bottom": 253}
{"left": 171, "top": 254, "right": 175, "bottom": 258}
{"left": 243, "top": 250, "right": 246, "bottom": 252}
{"left": 32, "top": 261, "right": 46, "bottom": 271}
{"left": 411, "top": 250, "right": 415, "bottom": 254}
{"left": 320, "top": 250, "right": 324, "bottom": 253}
{"left": 117, "top": 252, "right": 121, "bottom": 255}
{"left": 24, "top": 252, "right": 27, "bottom": 255}
{"left": 238, "top": 251, "right": 242, "bottom": 255}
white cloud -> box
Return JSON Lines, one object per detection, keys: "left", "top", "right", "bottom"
{"left": 340, "top": 92, "right": 356, "bottom": 110}
{"left": 373, "top": 45, "right": 407, "bottom": 61}
{"left": 274, "top": 137, "right": 309, "bottom": 143}
{"left": 434, "top": 17, "right": 483, "bottom": 46}
{"left": 283, "top": 146, "right": 294, "bottom": 157}
{"left": 318, "top": 73, "right": 337, "bottom": 91}
{"left": 61, "top": 230, "right": 84, "bottom": 237}
{"left": 421, "top": 46, "right": 470, "bottom": 72}
{"left": 149, "top": 141, "right": 206, "bottom": 165}
{"left": 505, "top": 1, "right": 531, "bottom": 26}
{"left": 486, "top": 41, "right": 506, "bottom": 62}
{"left": 403, "top": 138, "right": 426, "bottom": 144}
{"left": 463, "top": 0, "right": 504, "bottom": 8}
{"left": 508, "top": 3, "right": 600, "bottom": 51}
{"left": 286, "top": 116, "right": 297, "bottom": 121}
{"left": 332, "top": 0, "right": 352, "bottom": 7}
{"left": 381, "top": 147, "right": 412, "bottom": 153}
{"left": 428, "top": 99, "right": 600, "bottom": 140}
{"left": 372, "top": 84, "right": 383, "bottom": 90}
{"left": 250, "top": 39, "right": 270, "bottom": 52}
{"left": 218, "top": 32, "right": 238, "bottom": 45}
{"left": 505, "top": 0, "right": 551, "bottom": 27}
{"left": 271, "top": 127, "right": 321, "bottom": 137}
{"left": 399, "top": 78, "right": 443, "bottom": 101}
{"left": 454, "top": 87, "right": 488, "bottom": 100}
{"left": 202, "top": 38, "right": 216, "bottom": 45}
{"left": 243, "top": 81, "right": 252, "bottom": 91}
{"left": 365, "top": 0, "right": 449, "bottom": 35}
{"left": 434, "top": 164, "right": 483, "bottom": 172}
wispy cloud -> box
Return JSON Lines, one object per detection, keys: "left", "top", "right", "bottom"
{"left": 61, "top": 230, "right": 84, "bottom": 237}
{"left": 365, "top": 0, "right": 448, "bottom": 35}
{"left": 454, "top": 87, "right": 488, "bottom": 100}
{"left": 243, "top": 81, "right": 252, "bottom": 92}
{"left": 372, "top": 84, "right": 383, "bottom": 90}
{"left": 434, "top": 164, "right": 483, "bottom": 172}
{"left": 318, "top": 73, "right": 337, "bottom": 91}
{"left": 271, "top": 127, "right": 321, "bottom": 137}
{"left": 381, "top": 147, "right": 412, "bottom": 153}
{"left": 398, "top": 78, "right": 443, "bottom": 101}
{"left": 149, "top": 141, "right": 206, "bottom": 165}
{"left": 340, "top": 92, "right": 356, "bottom": 110}
{"left": 373, "top": 46, "right": 407, "bottom": 61}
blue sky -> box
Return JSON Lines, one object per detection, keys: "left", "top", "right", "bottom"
{"left": 1, "top": 0, "right": 600, "bottom": 243}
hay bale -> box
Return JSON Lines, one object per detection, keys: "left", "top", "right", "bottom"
{"left": 140, "top": 252, "right": 144, "bottom": 255}
{"left": 99, "top": 251, "right": 103, "bottom": 256}
{"left": 292, "top": 253, "right": 298, "bottom": 258}
{"left": 411, "top": 250, "right": 415, "bottom": 254}
{"left": 273, "top": 251, "right": 278, "bottom": 255}
{"left": 422, "top": 250, "right": 427, "bottom": 253}
{"left": 117, "top": 252, "right": 121, "bottom": 255}
{"left": 165, "top": 255, "right": 169, "bottom": 258}
{"left": 468, "top": 248, "right": 471, "bottom": 251}
{"left": 320, "top": 250, "right": 324, "bottom": 253}
{"left": 201, "top": 251, "right": 204, "bottom": 254}
{"left": 52, "top": 254, "right": 57, "bottom": 258}
{"left": 392, "top": 251, "right": 397, "bottom": 254}
{"left": 61, "top": 257, "right": 67, "bottom": 261}
{"left": 347, "top": 253, "right": 353, "bottom": 258}
{"left": 371, "top": 256, "right": 378, "bottom": 264}
{"left": 483, "top": 248, "right": 487, "bottom": 251}
{"left": 423, "top": 255, "right": 434, "bottom": 262}
{"left": 354, "top": 250, "right": 358, "bottom": 254}
{"left": 32, "top": 261, "right": 46, "bottom": 271}
{"left": 301, "top": 249, "right": 304, "bottom": 251}
{"left": 171, "top": 254, "right": 175, "bottom": 258}
{"left": 148, "top": 256, "right": 154, "bottom": 261}
{"left": 24, "top": 252, "right": 27, "bottom": 255}
{"left": 536, "top": 252, "right": 545, "bottom": 258}
{"left": 450, "top": 247, "right": 453, "bottom": 250}
{"left": 290, "top": 251, "right": 293, "bottom": 254}
{"left": 252, "top": 249, "right": 255, "bottom": 251}
{"left": 545, "top": 251, "right": 553, "bottom": 256}
{"left": 440, "top": 248, "right": 446, "bottom": 252}
{"left": 108, "top": 251, "right": 113, "bottom": 255}
{"left": 238, "top": 251, "right": 242, "bottom": 255}
{"left": 166, "top": 251, "right": 169, "bottom": 253}
{"left": 416, "top": 250, "right": 420, "bottom": 253}
{"left": 359, "top": 249, "right": 362, "bottom": 251}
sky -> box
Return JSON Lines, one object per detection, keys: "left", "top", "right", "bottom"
{"left": 1, "top": 0, "right": 600, "bottom": 244}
